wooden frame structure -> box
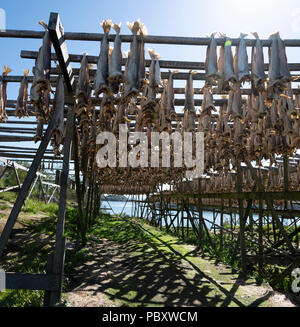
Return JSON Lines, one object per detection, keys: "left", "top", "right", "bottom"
{"left": 0, "top": 12, "right": 299, "bottom": 306}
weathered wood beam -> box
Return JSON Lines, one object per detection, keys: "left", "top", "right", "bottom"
{"left": 0, "top": 135, "right": 35, "bottom": 142}
{"left": 46, "top": 105, "right": 74, "bottom": 306}
{"left": 153, "top": 191, "right": 300, "bottom": 201}
{"left": 48, "top": 12, "right": 74, "bottom": 92}
{"left": 3, "top": 29, "right": 300, "bottom": 47}
{"left": 5, "top": 272, "right": 60, "bottom": 291}
{"left": 20, "top": 50, "right": 300, "bottom": 71}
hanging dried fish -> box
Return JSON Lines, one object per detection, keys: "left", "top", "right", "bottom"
{"left": 251, "top": 33, "right": 266, "bottom": 94}
{"left": 15, "top": 69, "right": 30, "bottom": 118}
{"left": 231, "top": 87, "right": 242, "bottom": 119}
{"left": 167, "top": 70, "right": 177, "bottom": 121}
{"left": 108, "top": 22, "right": 123, "bottom": 93}
{"left": 158, "top": 80, "right": 170, "bottom": 132}
{"left": 137, "top": 20, "right": 147, "bottom": 90}
{"left": 124, "top": 21, "right": 140, "bottom": 98}
{"left": 268, "top": 33, "right": 281, "bottom": 92}
{"left": 34, "top": 121, "right": 44, "bottom": 143}
{"left": 223, "top": 36, "right": 237, "bottom": 83}
{"left": 94, "top": 20, "right": 112, "bottom": 96}
{"left": 75, "top": 53, "right": 90, "bottom": 116}
{"left": 201, "top": 87, "right": 216, "bottom": 115}
{"left": 140, "top": 49, "right": 161, "bottom": 125}
{"left": 205, "top": 32, "right": 219, "bottom": 85}
{"left": 278, "top": 36, "right": 291, "bottom": 83}
{"left": 217, "top": 35, "right": 230, "bottom": 91}
{"left": 183, "top": 71, "right": 196, "bottom": 132}
{"left": 30, "top": 21, "right": 52, "bottom": 121}
{"left": 51, "top": 75, "right": 65, "bottom": 156}
{"left": 237, "top": 33, "right": 250, "bottom": 83}
{"left": 0, "top": 65, "right": 12, "bottom": 122}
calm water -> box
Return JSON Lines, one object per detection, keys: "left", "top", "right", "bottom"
{"left": 100, "top": 200, "right": 241, "bottom": 229}
{"left": 101, "top": 201, "right": 297, "bottom": 231}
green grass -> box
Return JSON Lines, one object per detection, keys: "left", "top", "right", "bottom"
{"left": 22, "top": 200, "right": 58, "bottom": 215}
{"left": 0, "top": 191, "right": 17, "bottom": 203}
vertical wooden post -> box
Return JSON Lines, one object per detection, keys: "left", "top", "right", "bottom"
{"left": 237, "top": 163, "right": 247, "bottom": 277}
{"left": 258, "top": 199, "right": 264, "bottom": 274}
{"left": 44, "top": 106, "right": 74, "bottom": 306}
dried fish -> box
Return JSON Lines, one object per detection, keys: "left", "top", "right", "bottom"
{"left": 94, "top": 20, "right": 112, "bottom": 96}
{"left": 108, "top": 22, "right": 123, "bottom": 93}
{"left": 183, "top": 71, "right": 197, "bottom": 132}
{"left": 34, "top": 121, "right": 44, "bottom": 143}
{"left": 238, "top": 33, "right": 250, "bottom": 82}
{"left": 167, "top": 70, "right": 177, "bottom": 121}
{"left": 30, "top": 21, "right": 52, "bottom": 106}
{"left": 75, "top": 53, "right": 90, "bottom": 116}
{"left": 124, "top": 21, "right": 140, "bottom": 98}
{"left": 0, "top": 65, "right": 12, "bottom": 122}
{"left": 201, "top": 87, "right": 216, "bottom": 114}
{"left": 205, "top": 32, "right": 219, "bottom": 84}
{"left": 251, "top": 32, "right": 266, "bottom": 93}
{"left": 15, "top": 69, "right": 30, "bottom": 119}
{"left": 137, "top": 20, "right": 147, "bottom": 90}
{"left": 277, "top": 38, "right": 291, "bottom": 83}
{"left": 51, "top": 75, "right": 65, "bottom": 156}
{"left": 224, "top": 36, "right": 237, "bottom": 82}
{"left": 268, "top": 32, "right": 281, "bottom": 87}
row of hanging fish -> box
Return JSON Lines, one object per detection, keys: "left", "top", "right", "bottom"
{"left": 205, "top": 32, "right": 295, "bottom": 97}
{"left": 177, "top": 160, "right": 300, "bottom": 194}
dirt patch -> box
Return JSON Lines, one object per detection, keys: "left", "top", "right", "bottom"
{"left": 66, "top": 291, "right": 114, "bottom": 307}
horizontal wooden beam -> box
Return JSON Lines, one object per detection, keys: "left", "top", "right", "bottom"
{"left": 0, "top": 135, "right": 36, "bottom": 142}
{"left": 20, "top": 50, "right": 300, "bottom": 72}
{"left": 42, "top": 67, "right": 300, "bottom": 82}
{"left": 154, "top": 191, "right": 300, "bottom": 201}
{"left": 5, "top": 272, "right": 60, "bottom": 291}
{"left": 3, "top": 29, "right": 300, "bottom": 47}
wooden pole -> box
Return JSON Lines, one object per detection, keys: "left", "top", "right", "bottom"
{"left": 44, "top": 106, "right": 74, "bottom": 306}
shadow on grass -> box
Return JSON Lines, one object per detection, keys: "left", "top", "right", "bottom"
{"left": 65, "top": 215, "right": 268, "bottom": 307}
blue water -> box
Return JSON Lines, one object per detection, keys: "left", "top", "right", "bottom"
{"left": 100, "top": 200, "right": 239, "bottom": 229}
{"left": 101, "top": 201, "right": 298, "bottom": 230}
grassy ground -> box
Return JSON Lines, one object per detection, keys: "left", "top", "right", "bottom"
{"left": 0, "top": 192, "right": 298, "bottom": 307}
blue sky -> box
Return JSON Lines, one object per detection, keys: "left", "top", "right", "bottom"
{"left": 1, "top": 0, "right": 300, "bottom": 159}
{"left": 2, "top": 0, "right": 300, "bottom": 96}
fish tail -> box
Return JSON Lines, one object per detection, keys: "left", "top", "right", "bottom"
{"left": 240, "top": 33, "right": 248, "bottom": 39}
{"left": 269, "top": 31, "right": 280, "bottom": 39}
{"left": 23, "top": 69, "right": 30, "bottom": 76}
{"left": 127, "top": 22, "right": 133, "bottom": 32}
{"left": 148, "top": 48, "right": 156, "bottom": 60}
{"left": 210, "top": 32, "right": 217, "bottom": 38}
{"left": 38, "top": 20, "right": 48, "bottom": 30}
{"left": 252, "top": 32, "right": 259, "bottom": 39}
{"left": 219, "top": 32, "right": 226, "bottom": 38}
{"left": 101, "top": 20, "right": 112, "bottom": 34}
{"left": 137, "top": 20, "right": 148, "bottom": 36}
{"left": 112, "top": 22, "right": 122, "bottom": 34}
{"left": 3, "top": 65, "right": 12, "bottom": 75}
{"left": 127, "top": 21, "right": 140, "bottom": 35}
